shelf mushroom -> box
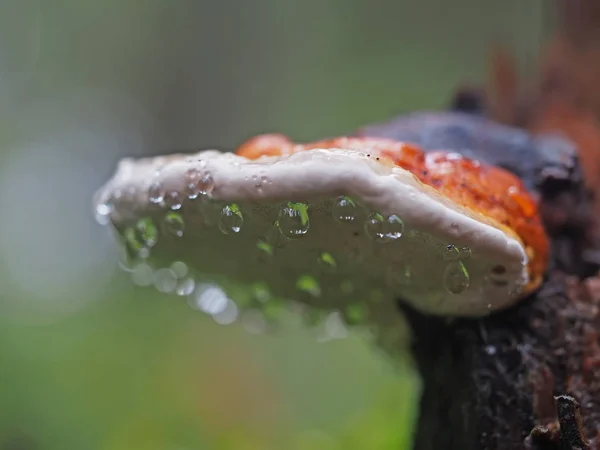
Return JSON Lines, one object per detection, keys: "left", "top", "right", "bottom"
{"left": 95, "top": 137, "right": 548, "bottom": 318}
{"left": 94, "top": 132, "right": 550, "bottom": 319}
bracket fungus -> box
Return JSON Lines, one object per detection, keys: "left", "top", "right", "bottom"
{"left": 355, "top": 111, "right": 594, "bottom": 276}
{"left": 94, "top": 131, "right": 549, "bottom": 319}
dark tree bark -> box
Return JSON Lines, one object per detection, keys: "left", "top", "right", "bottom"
{"left": 404, "top": 269, "right": 600, "bottom": 450}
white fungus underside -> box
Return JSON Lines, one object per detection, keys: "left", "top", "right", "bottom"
{"left": 95, "top": 148, "right": 529, "bottom": 317}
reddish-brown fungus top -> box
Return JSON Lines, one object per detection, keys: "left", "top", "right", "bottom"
{"left": 237, "top": 134, "right": 550, "bottom": 294}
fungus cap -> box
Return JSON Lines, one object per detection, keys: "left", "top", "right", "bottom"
{"left": 94, "top": 137, "right": 548, "bottom": 318}
{"left": 355, "top": 111, "right": 581, "bottom": 196}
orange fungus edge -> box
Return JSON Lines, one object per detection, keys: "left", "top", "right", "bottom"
{"left": 235, "top": 134, "right": 550, "bottom": 296}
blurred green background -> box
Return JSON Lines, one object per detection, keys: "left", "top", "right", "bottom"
{"left": 0, "top": 1, "right": 547, "bottom": 449}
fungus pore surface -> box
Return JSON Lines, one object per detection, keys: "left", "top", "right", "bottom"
{"left": 94, "top": 136, "right": 549, "bottom": 319}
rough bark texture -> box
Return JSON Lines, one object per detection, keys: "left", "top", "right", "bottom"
{"left": 404, "top": 270, "right": 600, "bottom": 450}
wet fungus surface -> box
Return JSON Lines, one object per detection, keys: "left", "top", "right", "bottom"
{"left": 94, "top": 133, "right": 549, "bottom": 321}
{"left": 238, "top": 134, "right": 550, "bottom": 294}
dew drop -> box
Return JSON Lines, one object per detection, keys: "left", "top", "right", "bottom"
{"left": 190, "top": 284, "right": 229, "bottom": 315}
{"left": 485, "top": 345, "right": 497, "bottom": 356}
{"left": 185, "top": 168, "right": 215, "bottom": 199}
{"left": 153, "top": 268, "right": 178, "bottom": 293}
{"left": 176, "top": 277, "right": 196, "bottom": 296}
{"left": 364, "top": 213, "right": 404, "bottom": 242}
{"left": 318, "top": 252, "right": 337, "bottom": 269}
{"left": 460, "top": 246, "right": 472, "bottom": 259}
{"left": 253, "top": 175, "right": 270, "bottom": 192}
{"left": 94, "top": 200, "right": 113, "bottom": 225}
{"left": 170, "top": 261, "right": 188, "bottom": 278}
{"left": 296, "top": 275, "right": 321, "bottom": 297}
{"left": 162, "top": 212, "right": 185, "bottom": 237}
{"left": 164, "top": 191, "right": 183, "bottom": 210}
{"left": 332, "top": 196, "right": 357, "bottom": 223}
{"left": 278, "top": 202, "right": 310, "bottom": 239}
{"left": 364, "top": 213, "right": 384, "bottom": 240}
{"left": 212, "top": 299, "right": 239, "bottom": 325}
{"left": 135, "top": 217, "right": 158, "bottom": 248}
{"left": 384, "top": 214, "right": 404, "bottom": 240}
{"left": 219, "top": 203, "right": 243, "bottom": 234}
{"left": 443, "top": 261, "right": 470, "bottom": 294}
{"left": 148, "top": 181, "right": 164, "bottom": 204}
{"left": 124, "top": 218, "right": 158, "bottom": 254}
{"left": 131, "top": 263, "right": 154, "bottom": 287}
{"left": 443, "top": 244, "right": 460, "bottom": 261}
{"left": 185, "top": 168, "right": 200, "bottom": 199}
